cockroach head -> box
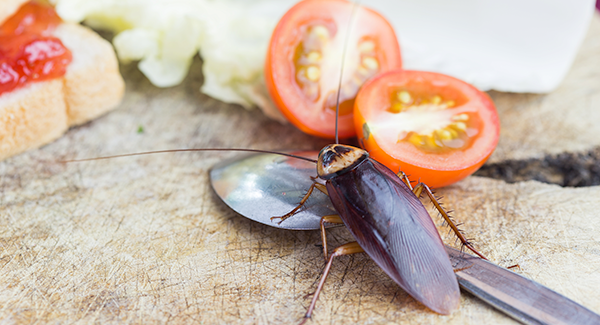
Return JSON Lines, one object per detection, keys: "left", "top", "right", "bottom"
{"left": 317, "top": 144, "right": 368, "bottom": 180}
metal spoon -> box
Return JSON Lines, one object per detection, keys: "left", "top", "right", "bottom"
{"left": 210, "top": 150, "right": 336, "bottom": 230}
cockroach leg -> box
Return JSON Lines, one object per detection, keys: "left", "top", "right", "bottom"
{"left": 414, "top": 182, "right": 489, "bottom": 260}
{"left": 412, "top": 184, "right": 424, "bottom": 198}
{"left": 320, "top": 215, "right": 344, "bottom": 261}
{"left": 507, "top": 264, "right": 521, "bottom": 270}
{"left": 271, "top": 182, "right": 318, "bottom": 224}
{"left": 299, "top": 242, "right": 364, "bottom": 325}
{"left": 313, "top": 182, "right": 328, "bottom": 195}
{"left": 271, "top": 177, "right": 325, "bottom": 224}
{"left": 453, "top": 264, "right": 474, "bottom": 273}
{"left": 396, "top": 171, "right": 414, "bottom": 190}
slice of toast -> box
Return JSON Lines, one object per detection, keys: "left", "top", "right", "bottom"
{"left": 54, "top": 23, "right": 125, "bottom": 126}
{"left": 0, "top": 80, "right": 68, "bottom": 160}
{"left": 0, "top": 2, "right": 124, "bottom": 160}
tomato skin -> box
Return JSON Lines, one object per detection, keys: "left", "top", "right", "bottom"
{"left": 265, "top": 0, "right": 402, "bottom": 139}
{"left": 354, "top": 70, "right": 500, "bottom": 188}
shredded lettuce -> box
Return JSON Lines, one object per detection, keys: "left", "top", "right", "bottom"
{"left": 52, "top": 0, "right": 295, "bottom": 120}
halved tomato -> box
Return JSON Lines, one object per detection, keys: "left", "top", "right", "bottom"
{"left": 265, "top": 0, "right": 402, "bottom": 139}
{"left": 355, "top": 70, "right": 500, "bottom": 188}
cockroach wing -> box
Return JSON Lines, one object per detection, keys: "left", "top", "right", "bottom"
{"left": 326, "top": 158, "right": 460, "bottom": 314}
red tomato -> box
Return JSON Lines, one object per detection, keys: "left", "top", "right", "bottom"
{"left": 265, "top": 0, "right": 402, "bottom": 139}
{"left": 354, "top": 70, "right": 500, "bottom": 188}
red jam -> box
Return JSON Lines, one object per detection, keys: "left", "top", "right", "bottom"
{"left": 0, "top": 1, "right": 72, "bottom": 95}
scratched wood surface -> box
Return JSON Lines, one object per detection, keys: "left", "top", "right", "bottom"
{"left": 1, "top": 13, "right": 600, "bottom": 325}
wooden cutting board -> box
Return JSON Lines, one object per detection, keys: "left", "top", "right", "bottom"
{"left": 1, "top": 13, "right": 599, "bottom": 325}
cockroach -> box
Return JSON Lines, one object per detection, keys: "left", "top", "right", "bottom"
{"left": 63, "top": 1, "right": 489, "bottom": 323}
{"left": 287, "top": 143, "right": 488, "bottom": 321}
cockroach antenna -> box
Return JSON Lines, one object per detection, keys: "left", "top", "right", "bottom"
{"left": 334, "top": 0, "right": 361, "bottom": 145}
{"left": 61, "top": 148, "right": 318, "bottom": 164}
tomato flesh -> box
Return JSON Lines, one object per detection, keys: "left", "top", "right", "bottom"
{"left": 355, "top": 70, "right": 500, "bottom": 188}
{"left": 266, "top": 0, "right": 402, "bottom": 139}
{"left": 0, "top": 1, "right": 71, "bottom": 95}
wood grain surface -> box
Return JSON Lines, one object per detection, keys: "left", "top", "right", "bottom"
{"left": 1, "top": 13, "right": 599, "bottom": 325}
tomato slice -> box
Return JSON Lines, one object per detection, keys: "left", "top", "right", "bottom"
{"left": 354, "top": 70, "right": 500, "bottom": 188}
{"left": 265, "top": 0, "right": 402, "bottom": 139}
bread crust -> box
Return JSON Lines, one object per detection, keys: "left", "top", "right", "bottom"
{"left": 0, "top": 81, "right": 68, "bottom": 161}
{"left": 0, "top": 3, "right": 125, "bottom": 160}
{"left": 55, "top": 23, "right": 125, "bottom": 126}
